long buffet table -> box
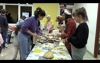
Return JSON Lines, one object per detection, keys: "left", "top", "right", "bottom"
{"left": 26, "top": 30, "right": 72, "bottom": 60}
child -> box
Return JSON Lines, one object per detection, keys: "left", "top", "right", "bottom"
{"left": 43, "top": 15, "right": 55, "bottom": 33}
{"left": 0, "top": 27, "right": 4, "bottom": 57}
{"left": 56, "top": 15, "right": 64, "bottom": 32}
{"left": 16, "top": 16, "right": 26, "bottom": 26}
{"left": 66, "top": 7, "right": 89, "bottom": 60}
{"left": 7, "top": 26, "right": 13, "bottom": 44}
{"left": 13, "top": 25, "right": 21, "bottom": 60}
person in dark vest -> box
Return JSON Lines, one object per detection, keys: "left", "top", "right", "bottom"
{"left": 0, "top": 9, "right": 8, "bottom": 49}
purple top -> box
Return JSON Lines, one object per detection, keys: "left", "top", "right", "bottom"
{"left": 20, "top": 16, "right": 43, "bottom": 36}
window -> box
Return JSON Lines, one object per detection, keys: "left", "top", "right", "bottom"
{"left": 0, "top": 3, "right": 34, "bottom": 23}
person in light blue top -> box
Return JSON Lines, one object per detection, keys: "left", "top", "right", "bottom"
{"left": 16, "top": 16, "right": 26, "bottom": 26}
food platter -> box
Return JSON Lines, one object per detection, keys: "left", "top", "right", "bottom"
{"left": 37, "top": 39, "right": 47, "bottom": 43}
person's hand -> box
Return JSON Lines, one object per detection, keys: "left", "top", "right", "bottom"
{"left": 40, "top": 29, "right": 42, "bottom": 32}
{"left": 46, "top": 36, "right": 50, "bottom": 40}
{"left": 47, "top": 28, "right": 50, "bottom": 31}
{"left": 57, "top": 25, "right": 61, "bottom": 29}
{"left": 66, "top": 37, "right": 68, "bottom": 43}
{"left": 56, "top": 33, "right": 61, "bottom": 37}
{"left": 42, "top": 34, "right": 50, "bottom": 39}
{"left": 43, "top": 27, "right": 46, "bottom": 30}
{"left": 32, "top": 33, "right": 38, "bottom": 37}
{"left": 61, "top": 26, "right": 64, "bottom": 31}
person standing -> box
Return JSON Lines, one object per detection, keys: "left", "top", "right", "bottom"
{"left": 56, "top": 9, "right": 76, "bottom": 55}
{"left": 43, "top": 15, "right": 55, "bottom": 33}
{"left": 66, "top": 7, "right": 89, "bottom": 60}
{"left": 18, "top": 7, "right": 49, "bottom": 60}
{"left": 7, "top": 26, "right": 13, "bottom": 44}
{"left": 16, "top": 16, "right": 26, "bottom": 26}
{"left": 60, "top": 3, "right": 67, "bottom": 15}
{"left": 0, "top": 9, "right": 8, "bottom": 49}
{"left": 60, "top": 3, "right": 67, "bottom": 25}
{"left": 31, "top": 20, "right": 42, "bottom": 50}
{"left": 13, "top": 25, "right": 21, "bottom": 60}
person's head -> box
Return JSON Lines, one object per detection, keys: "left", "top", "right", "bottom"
{"left": 62, "top": 9, "right": 72, "bottom": 20}
{"left": 56, "top": 16, "right": 63, "bottom": 22}
{"left": 1, "top": 9, "right": 6, "bottom": 15}
{"left": 60, "top": 3, "right": 67, "bottom": 11}
{"left": 8, "top": 25, "right": 11, "bottom": 29}
{"left": 21, "top": 16, "right": 26, "bottom": 21}
{"left": 15, "top": 25, "right": 21, "bottom": 36}
{"left": 46, "top": 15, "right": 51, "bottom": 21}
{"left": 34, "top": 7, "right": 46, "bottom": 21}
{"left": 73, "top": 7, "right": 88, "bottom": 23}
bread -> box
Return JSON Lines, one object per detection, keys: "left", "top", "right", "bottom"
{"left": 49, "top": 34, "right": 54, "bottom": 36}
{"left": 43, "top": 50, "right": 54, "bottom": 59}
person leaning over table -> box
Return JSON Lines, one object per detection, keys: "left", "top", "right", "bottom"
{"left": 56, "top": 9, "right": 76, "bottom": 56}
{"left": 18, "top": 7, "right": 49, "bottom": 60}
{"left": 31, "top": 20, "right": 42, "bottom": 50}
{"left": 66, "top": 7, "right": 89, "bottom": 60}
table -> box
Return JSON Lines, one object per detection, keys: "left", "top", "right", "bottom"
{"left": 26, "top": 41, "right": 72, "bottom": 60}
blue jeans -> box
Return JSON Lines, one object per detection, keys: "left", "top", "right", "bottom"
{"left": 7, "top": 35, "right": 11, "bottom": 43}
{"left": 18, "top": 32, "right": 31, "bottom": 60}
{"left": 1, "top": 30, "right": 7, "bottom": 48}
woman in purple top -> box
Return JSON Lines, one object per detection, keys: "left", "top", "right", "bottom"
{"left": 18, "top": 7, "right": 48, "bottom": 60}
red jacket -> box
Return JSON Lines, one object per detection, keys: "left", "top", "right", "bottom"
{"left": 61, "top": 18, "right": 76, "bottom": 55}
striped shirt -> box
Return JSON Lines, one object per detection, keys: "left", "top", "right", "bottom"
{"left": 20, "top": 16, "right": 43, "bottom": 36}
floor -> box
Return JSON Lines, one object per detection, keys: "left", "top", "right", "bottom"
{"left": 0, "top": 37, "right": 98, "bottom": 60}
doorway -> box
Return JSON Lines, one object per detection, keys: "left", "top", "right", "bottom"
{"left": 0, "top": 6, "right": 3, "bottom": 9}
{"left": 94, "top": 3, "right": 100, "bottom": 58}
{"left": 6, "top": 5, "right": 18, "bottom": 23}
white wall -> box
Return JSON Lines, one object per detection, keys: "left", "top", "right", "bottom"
{"left": 75, "top": 3, "right": 98, "bottom": 55}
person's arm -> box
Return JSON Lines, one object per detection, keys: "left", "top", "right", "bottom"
{"left": 61, "top": 22, "right": 75, "bottom": 39}
{"left": 57, "top": 24, "right": 61, "bottom": 29}
{"left": 67, "top": 27, "right": 85, "bottom": 46}
{"left": 4, "top": 16, "right": 8, "bottom": 28}
{"left": 21, "top": 19, "right": 38, "bottom": 37}
{"left": 36, "top": 26, "right": 49, "bottom": 39}
{"left": 0, "top": 34, "right": 4, "bottom": 45}
{"left": 61, "top": 25, "right": 66, "bottom": 28}
{"left": 26, "top": 30, "right": 38, "bottom": 37}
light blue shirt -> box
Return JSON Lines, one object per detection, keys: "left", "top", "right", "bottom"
{"left": 16, "top": 19, "right": 25, "bottom": 26}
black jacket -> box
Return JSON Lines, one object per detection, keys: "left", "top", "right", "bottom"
{"left": 68, "top": 23, "right": 89, "bottom": 48}
{"left": 0, "top": 15, "right": 8, "bottom": 32}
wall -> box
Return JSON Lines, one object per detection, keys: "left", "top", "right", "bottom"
{"left": 34, "top": 3, "right": 58, "bottom": 30}
{"left": 75, "top": 3, "right": 98, "bottom": 55}
{"left": 6, "top": 5, "right": 18, "bottom": 22}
